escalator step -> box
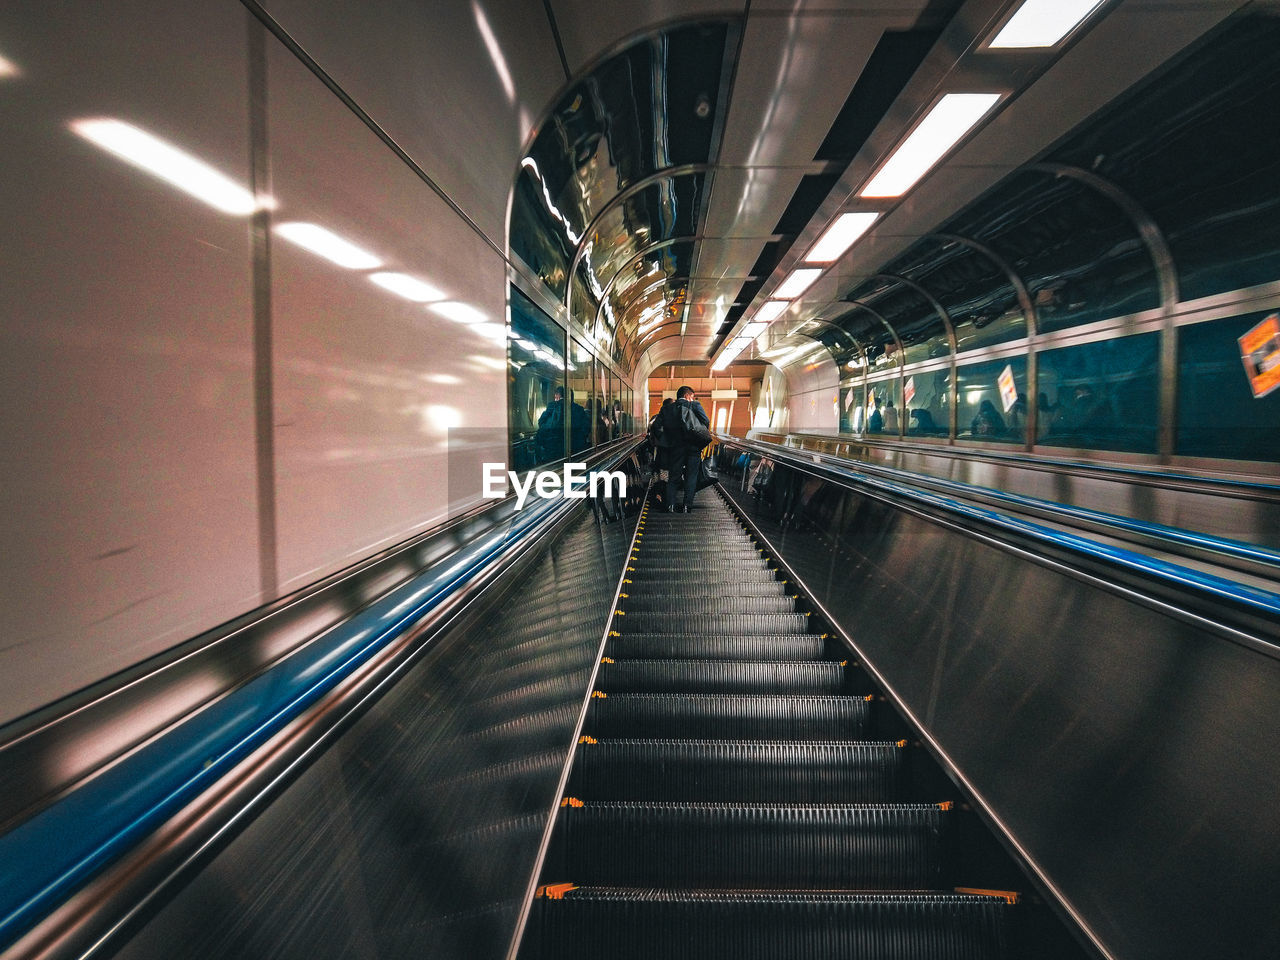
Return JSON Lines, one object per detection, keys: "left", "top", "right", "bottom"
{"left": 620, "top": 595, "right": 796, "bottom": 615}
{"left": 621, "top": 581, "right": 787, "bottom": 598}
{"left": 585, "top": 693, "right": 870, "bottom": 739}
{"left": 604, "top": 634, "right": 824, "bottom": 661}
{"left": 616, "top": 613, "right": 810, "bottom": 635}
{"left": 549, "top": 802, "right": 947, "bottom": 888}
{"left": 567, "top": 739, "right": 905, "bottom": 802}
{"left": 623, "top": 568, "right": 778, "bottom": 586}
{"left": 596, "top": 659, "right": 844, "bottom": 694}
{"left": 529, "top": 889, "right": 1010, "bottom": 960}
{"left": 628, "top": 558, "right": 774, "bottom": 573}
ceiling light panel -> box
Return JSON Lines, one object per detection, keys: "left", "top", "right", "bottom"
{"left": 805, "top": 212, "right": 880, "bottom": 263}
{"left": 775, "top": 268, "right": 823, "bottom": 299}
{"left": 754, "top": 301, "right": 790, "bottom": 325}
{"left": 990, "top": 0, "right": 1107, "bottom": 49}
{"left": 859, "top": 93, "right": 1001, "bottom": 198}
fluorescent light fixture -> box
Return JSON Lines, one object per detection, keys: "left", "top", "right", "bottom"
{"left": 860, "top": 93, "right": 1001, "bottom": 198}
{"left": 990, "top": 0, "right": 1106, "bottom": 49}
{"left": 274, "top": 222, "right": 382, "bottom": 270}
{"left": 70, "top": 118, "right": 259, "bottom": 215}
{"left": 754, "top": 300, "right": 790, "bottom": 325}
{"left": 805, "top": 212, "right": 880, "bottom": 262}
{"left": 429, "top": 301, "right": 487, "bottom": 324}
{"left": 775, "top": 268, "right": 823, "bottom": 299}
{"left": 370, "top": 271, "right": 444, "bottom": 302}
{"left": 0, "top": 54, "right": 20, "bottom": 78}
{"left": 740, "top": 321, "right": 768, "bottom": 338}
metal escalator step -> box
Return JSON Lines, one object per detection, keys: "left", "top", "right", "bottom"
{"left": 596, "top": 659, "right": 844, "bottom": 694}
{"left": 585, "top": 693, "right": 870, "bottom": 739}
{"left": 529, "top": 889, "right": 1010, "bottom": 960}
{"left": 623, "top": 567, "right": 778, "bottom": 585}
{"left": 604, "top": 634, "right": 824, "bottom": 661}
{"left": 621, "top": 581, "right": 787, "bottom": 598}
{"left": 549, "top": 802, "right": 947, "bottom": 888}
{"left": 620, "top": 595, "right": 796, "bottom": 615}
{"left": 567, "top": 739, "right": 904, "bottom": 802}
{"left": 636, "top": 546, "right": 764, "bottom": 560}
{"left": 616, "top": 613, "right": 810, "bottom": 635}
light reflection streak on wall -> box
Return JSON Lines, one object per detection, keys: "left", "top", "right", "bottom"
{"left": 471, "top": 0, "right": 516, "bottom": 104}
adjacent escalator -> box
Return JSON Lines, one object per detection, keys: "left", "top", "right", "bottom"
{"left": 520, "top": 490, "right": 1018, "bottom": 960}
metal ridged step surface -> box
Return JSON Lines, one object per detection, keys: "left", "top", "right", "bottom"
{"left": 567, "top": 739, "right": 904, "bottom": 802}
{"left": 619, "top": 594, "right": 796, "bottom": 614}
{"left": 584, "top": 693, "right": 871, "bottom": 740}
{"left": 549, "top": 802, "right": 948, "bottom": 888}
{"left": 604, "top": 634, "right": 825, "bottom": 661}
{"left": 622, "top": 568, "right": 777, "bottom": 586}
{"left": 529, "top": 889, "right": 1010, "bottom": 960}
{"left": 619, "top": 580, "right": 787, "bottom": 597}
{"left": 596, "top": 659, "right": 845, "bottom": 694}
{"left": 627, "top": 558, "right": 774, "bottom": 573}
{"left": 616, "top": 612, "right": 809, "bottom": 635}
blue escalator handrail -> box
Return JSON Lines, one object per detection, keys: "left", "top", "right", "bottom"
{"left": 0, "top": 446, "right": 635, "bottom": 953}
{"left": 722, "top": 436, "right": 1280, "bottom": 625}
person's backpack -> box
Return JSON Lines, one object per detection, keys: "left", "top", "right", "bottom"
{"left": 678, "top": 401, "right": 714, "bottom": 446}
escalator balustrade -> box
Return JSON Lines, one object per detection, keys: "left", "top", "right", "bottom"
{"left": 522, "top": 491, "right": 1016, "bottom": 960}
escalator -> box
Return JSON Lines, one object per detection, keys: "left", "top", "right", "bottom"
{"left": 520, "top": 489, "right": 1018, "bottom": 960}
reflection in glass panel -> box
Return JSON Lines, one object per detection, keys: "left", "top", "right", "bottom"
{"left": 1049, "top": 14, "right": 1280, "bottom": 303}
{"left": 905, "top": 368, "right": 951, "bottom": 437}
{"left": 949, "top": 171, "right": 1159, "bottom": 334}
{"left": 839, "top": 381, "right": 865, "bottom": 435}
{"left": 957, "top": 357, "right": 1027, "bottom": 444}
{"left": 568, "top": 338, "right": 595, "bottom": 453}
{"left": 1037, "top": 334, "right": 1159, "bottom": 453}
{"left": 610, "top": 373, "right": 622, "bottom": 440}
{"left": 508, "top": 287, "right": 566, "bottom": 470}
{"left": 888, "top": 238, "right": 1025, "bottom": 353}
{"left": 866, "top": 377, "right": 903, "bottom": 437}
{"left": 594, "top": 358, "right": 609, "bottom": 444}
{"left": 583, "top": 177, "right": 705, "bottom": 291}
{"left": 834, "top": 306, "right": 897, "bottom": 373}
{"left": 1177, "top": 312, "right": 1280, "bottom": 462}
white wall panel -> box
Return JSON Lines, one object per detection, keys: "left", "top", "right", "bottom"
{"left": 267, "top": 39, "right": 508, "bottom": 595}
{"left": 0, "top": 1, "right": 259, "bottom": 724}
{"left": 260, "top": 0, "right": 566, "bottom": 244}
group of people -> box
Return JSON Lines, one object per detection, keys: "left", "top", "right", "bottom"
{"left": 647, "top": 385, "right": 712, "bottom": 513}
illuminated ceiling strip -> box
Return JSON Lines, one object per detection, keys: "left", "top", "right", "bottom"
{"left": 70, "top": 118, "right": 261, "bottom": 215}
{"left": 859, "top": 93, "right": 1001, "bottom": 198}
{"left": 754, "top": 300, "right": 790, "bottom": 325}
{"left": 804, "top": 212, "right": 880, "bottom": 262}
{"left": 774, "top": 268, "right": 823, "bottom": 299}
{"left": 990, "top": 0, "right": 1106, "bottom": 49}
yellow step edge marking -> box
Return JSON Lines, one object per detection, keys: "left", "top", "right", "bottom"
{"left": 619, "top": 593, "right": 629, "bottom": 598}
{"left": 955, "top": 887, "right": 1020, "bottom": 905}
{"left": 609, "top": 631, "right": 621, "bottom": 637}
{"left": 579, "top": 735, "right": 597, "bottom": 744}
{"left": 623, "top": 579, "right": 632, "bottom": 584}
{"left": 896, "top": 739, "right": 909, "bottom": 748}
{"left": 560, "top": 797, "right": 585, "bottom": 808}
{"left": 614, "top": 609, "right": 626, "bottom": 616}
{"left": 864, "top": 695, "right": 875, "bottom": 702}
{"left": 839, "top": 660, "right": 848, "bottom": 667}
{"left": 627, "top": 566, "right": 635, "bottom": 571}
{"left": 937, "top": 801, "right": 955, "bottom": 811}
{"left": 600, "top": 657, "right": 615, "bottom": 664}
{"left": 538, "top": 883, "right": 578, "bottom": 900}
{"left": 591, "top": 691, "right": 607, "bottom": 698}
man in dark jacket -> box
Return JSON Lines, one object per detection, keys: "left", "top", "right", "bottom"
{"left": 661, "top": 385, "right": 711, "bottom": 512}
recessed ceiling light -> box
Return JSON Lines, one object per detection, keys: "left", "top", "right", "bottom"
{"left": 860, "top": 93, "right": 1001, "bottom": 198}
{"left": 275, "top": 222, "right": 383, "bottom": 270}
{"left": 805, "top": 212, "right": 880, "bottom": 262}
{"left": 775, "top": 268, "right": 823, "bottom": 299}
{"left": 740, "top": 321, "right": 768, "bottom": 338}
{"left": 754, "top": 301, "right": 790, "bottom": 325}
{"left": 990, "top": 0, "right": 1106, "bottom": 49}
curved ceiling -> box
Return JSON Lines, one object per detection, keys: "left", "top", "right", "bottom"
{"left": 510, "top": 1, "right": 1255, "bottom": 380}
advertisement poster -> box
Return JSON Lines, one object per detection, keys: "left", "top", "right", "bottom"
{"left": 1239, "top": 313, "right": 1280, "bottom": 398}
{"left": 997, "top": 364, "right": 1017, "bottom": 412}
{"left": 904, "top": 376, "right": 916, "bottom": 406}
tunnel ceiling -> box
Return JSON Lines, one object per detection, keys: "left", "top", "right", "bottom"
{"left": 509, "top": 0, "right": 1261, "bottom": 377}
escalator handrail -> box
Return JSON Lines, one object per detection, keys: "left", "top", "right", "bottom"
{"left": 0, "top": 439, "right": 646, "bottom": 954}
{"left": 720, "top": 435, "right": 1280, "bottom": 638}
{"left": 753, "top": 438, "right": 1280, "bottom": 575}
{"left": 780, "top": 429, "right": 1280, "bottom": 500}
